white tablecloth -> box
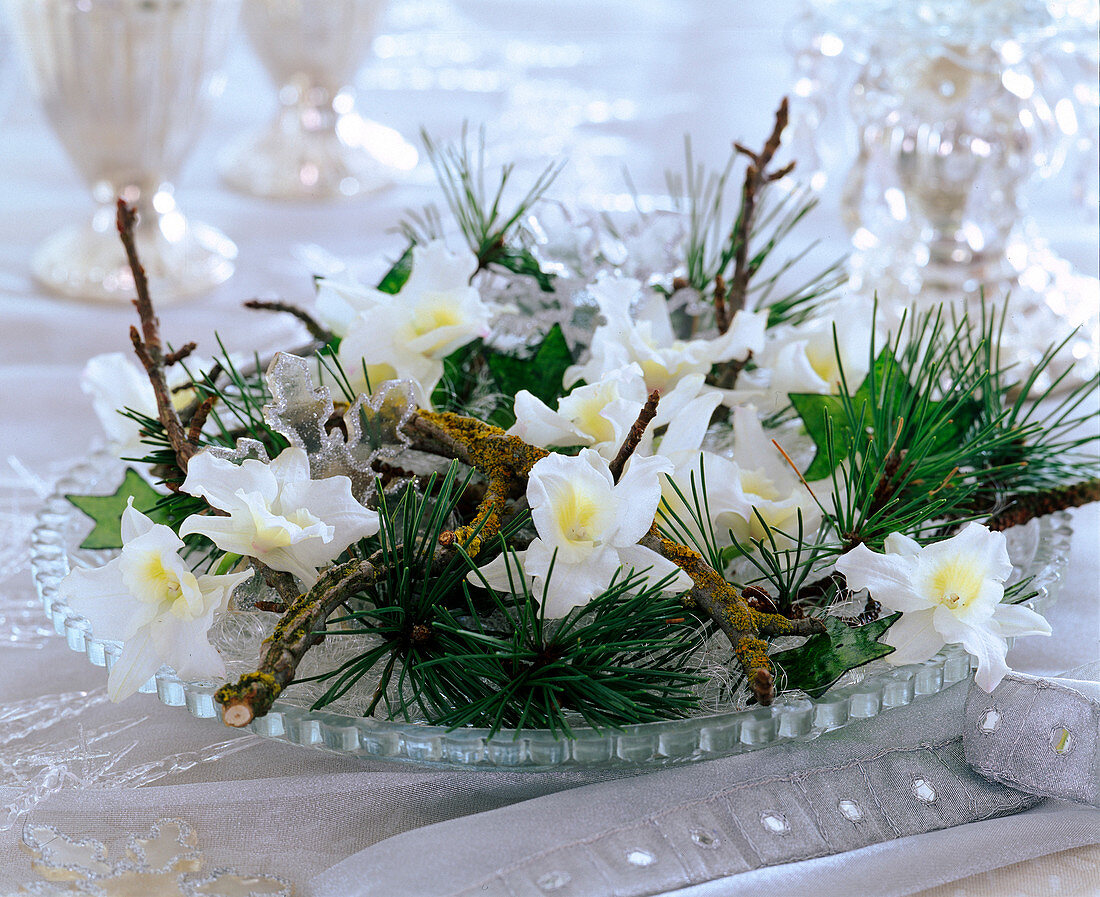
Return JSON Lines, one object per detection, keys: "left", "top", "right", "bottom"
{"left": 0, "top": 2, "right": 1097, "bottom": 894}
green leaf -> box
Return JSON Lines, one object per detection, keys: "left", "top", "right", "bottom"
{"left": 431, "top": 338, "right": 486, "bottom": 411}
{"left": 770, "top": 612, "right": 900, "bottom": 698}
{"left": 376, "top": 244, "right": 414, "bottom": 295}
{"left": 486, "top": 246, "right": 555, "bottom": 292}
{"left": 789, "top": 392, "right": 851, "bottom": 481}
{"left": 485, "top": 324, "right": 574, "bottom": 427}
{"left": 66, "top": 468, "right": 173, "bottom": 550}
{"left": 791, "top": 347, "right": 983, "bottom": 481}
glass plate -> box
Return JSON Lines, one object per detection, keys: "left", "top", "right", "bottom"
{"left": 29, "top": 451, "right": 1072, "bottom": 770}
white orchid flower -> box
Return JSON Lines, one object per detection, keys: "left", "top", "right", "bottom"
{"left": 564, "top": 273, "right": 766, "bottom": 400}
{"left": 509, "top": 364, "right": 718, "bottom": 461}
{"left": 179, "top": 447, "right": 380, "bottom": 587}
{"left": 60, "top": 501, "right": 251, "bottom": 702}
{"left": 315, "top": 240, "right": 491, "bottom": 407}
{"left": 759, "top": 306, "right": 874, "bottom": 413}
{"left": 661, "top": 405, "right": 821, "bottom": 550}
{"left": 82, "top": 353, "right": 209, "bottom": 463}
{"left": 471, "top": 449, "right": 692, "bottom": 618}
{"left": 835, "top": 523, "right": 1052, "bottom": 692}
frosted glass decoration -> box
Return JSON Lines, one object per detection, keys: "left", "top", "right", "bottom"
{"left": 790, "top": 0, "right": 1099, "bottom": 392}
{"left": 219, "top": 0, "right": 417, "bottom": 200}
{"left": 5, "top": 0, "right": 240, "bottom": 304}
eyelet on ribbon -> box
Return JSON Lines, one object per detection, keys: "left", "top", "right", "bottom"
{"left": 761, "top": 812, "right": 790, "bottom": 834}
{"left": 838, "top": 799, "right": 864, "bottom": 822}
{"left": 911, "top": 778, "right": 937, "bottom": 802}
{"left": 537, "top": 870, "right": 571, "bottom": 891}
{"left": 1049, "top": 725, "right": 1074, "bottom": 755}
{"left": 979, "top": 708, "right": 1000, "bottom": 734}
{"left": 690, "top": 828, "right": 721, "bottom": 849}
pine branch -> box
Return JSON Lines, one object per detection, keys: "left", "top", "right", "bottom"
{"left": 986, "top": 478, "right": 1100, "bottom": 531}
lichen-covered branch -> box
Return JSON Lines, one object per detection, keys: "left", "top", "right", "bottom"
{"left": 639, "top": 530, "right": 823, "bottom": 705}
{"left": 410, "top": 410, "right": 548, "bottom": 557}
{"left": 217, "top": 556, "right": 382, "bottom": 726}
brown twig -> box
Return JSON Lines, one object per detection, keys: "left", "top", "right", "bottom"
{"left": 186, "top": 396, "right": 217, "bottom": 446}
{"left": 163, "top": 342, "right": 197, "bottom": 366}
{"left": 713, "top": 274, "right": 730, "bottom": 336}
{"left": 243, "top": 299, "right": 333, "bottom": 344}
{"left": 608, "top": 390, "right": 661, "bottom": 483}
{"left": 726, "top": 97, "right": 793, "bottom": 324}
{"left": 116, "top": 200, "right": 197, "bottom": 472}
{"left": 987, "top": 478, "right": 1100, "bottom": 531}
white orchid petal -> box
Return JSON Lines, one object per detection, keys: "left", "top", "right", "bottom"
{"left": 283, "top": 476, "right": 380, "bottom": 546}
{"left": 614, "top": 543, "right": 693, "bottom": 594}
{"left": 106, "top": 627, "right": 164, "bottom": 702}
{"left": 656, "top": 390, "right": 723, "bottom": 460}
{"left": 314, "top": 279, "right": 384, "bottom": 336}
{"left": 182, "top": 452, "right": 277, "bottom": 510}
{"left": 178, "top": 513, "right": 259, "bottom": 558}
{"left": 883, "top": 609, "right": 944, "bottom": 665}
{"left": 405, "top": 240, "right": 477, "bottom": 291}
{"left": 612, "top": 453, "right": 672, "bottom": 547}
{"left": 119, "top": 499, "right": 158, "bottom": 543}
{"left": 509, "top": 391, "right": 590, "bottom": 448}
{"left": 147, "top": 611, "right": 226, "bottom": 682}
{"left": 538, "top": 550, "right": 622, "bottom": 618}
{"left": 835, "top": 544, "right": 928, "bottom": 612}
{"left": 939, "top": 609, "right": 1011, "bottom": 693}
{"left": 469, "top": 550, "right": 530, "bottom": 594}
{"left": 882, "top": 532, "right": 922, "bottom": 558}
{"left": 921, "top": 523, "right": 1012, "bottom": 585}
{"left": 62, "top": 561, "right": 145, "bottom": 642}
{"left": 992, "top": 603, "right": 1053, "bottom": 639}
{"left": 710, "top": 309, "right": 767, "bottom": 363}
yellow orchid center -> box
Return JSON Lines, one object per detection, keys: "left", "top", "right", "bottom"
{"left": 926, "top": 556, "right": 985, "bottom": 610}
{"left": 555, "top": 485, "right": 604, "bottom": 544}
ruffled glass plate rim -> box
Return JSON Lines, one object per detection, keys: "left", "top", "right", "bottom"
{"left": 29, "top": 450, "right": 1072, "bottom": 770}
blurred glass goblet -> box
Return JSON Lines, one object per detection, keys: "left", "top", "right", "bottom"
{"left": 220, "top": 0, "right": 416, "bottom": 201}
{"left": 6, "top": 0, "right": 241, "bottom": 304}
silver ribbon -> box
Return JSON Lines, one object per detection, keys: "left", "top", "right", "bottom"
{"left": 306, "top": 667, "right": 1100, "bottom": 897}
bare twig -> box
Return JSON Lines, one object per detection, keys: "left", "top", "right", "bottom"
{"left": 243, "top": 299, "right": 333, "bottom": 344}
{"left": 116, "top": 200, "right": 197, "bottom": 472}
{"left": 608, "top": 390, "right": 660, "bottom": 483}
{"left": 726, "top": 97, "right": 793, "bottom": 325}
{"left": 164, "top": 342, "right": 197, "bottom": 366}
{"left": 186, "top": 396, "right": 217, "bottom": 446}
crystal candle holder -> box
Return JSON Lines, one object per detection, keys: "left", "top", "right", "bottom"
{"left": 6, "top": 0, "right": 241, "bottom": 304}
{"left": 219, "top": 0, "right": 416, "bottom": 201}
